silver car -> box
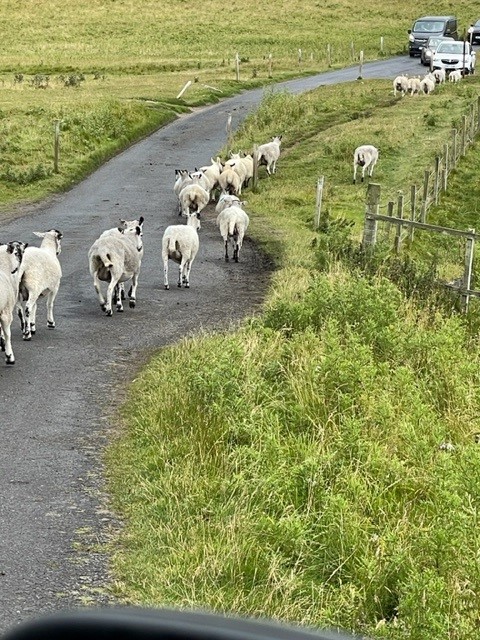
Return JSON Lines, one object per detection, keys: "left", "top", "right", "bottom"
{"left": 432, "top": 40, "right": 476, "bottom": 74}
{"left": 420, "top": 36, "right": 454, "bottom": 66}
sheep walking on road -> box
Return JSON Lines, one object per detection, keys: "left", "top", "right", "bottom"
{"left": 17, "top": 229, "right": 63, "bottom": 341}
{"left": 353, "top": 145, "right": 379, "bottom": 184}
{"left": 0, "top": 242, "right": 26, "bottom": 364}
{"left": 162, "top": 212, "right": 200, "bottom": 290}
{"left": 88, "top": 222, "right": 144, "bottom": 316}
{"left": 216, "top": 204, "right": 250, "bottom": 263}
{"left": 257, "top": 135, "right": 282, "bottom": 175}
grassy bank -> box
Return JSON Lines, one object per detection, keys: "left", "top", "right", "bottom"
{"left": 108, "top": 75, "right": 480, "bottom": 640}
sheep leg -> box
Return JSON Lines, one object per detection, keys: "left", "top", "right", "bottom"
{"left": 0, "top": 312, "right": 14, "bottom": 364}
{"left": 128, "top": 273, "right": 139, "bottom": 308}
{"left": 353, "top": 164, "right": 357, "bottom": 184}
{"left": 93, "top": 271, "right": 107, "bottom": 311}
{"left": 163, "top": 257, "right": 170, "bottom": 290}
{"left": 183, "top": 259, "right": 192, "bottom": 288}
{"left": 177, "top": 262, "right": 183, "bottom": 288}
{"left": 22, "top": 295, "right": 38, "bottom": 340}
{"left": 224, "top": 239, "right": 229, "bottom": 262}
{"left": 30, "top": 300, "right": 38, "bottom": 334}
{"left": 16, "top": 301, "right": 25, "bottom": 332}
{"left": 0, "top": 325, "right": 4, "bottom": 352}
{"left": 114, "top": 284, "right": 124, "bottom": 313}
{"left": 46, "top": 287, "right": 58, "bottom": 328}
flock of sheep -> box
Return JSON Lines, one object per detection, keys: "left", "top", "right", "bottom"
{"left": 0, "top": 136, "right": 283, "bottom": 365}
{"left": 5, "top": 61, "right": 467, "bottom": 366}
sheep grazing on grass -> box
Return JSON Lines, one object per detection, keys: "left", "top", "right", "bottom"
{"left": 88, "top": 222, "right": 144, "bottom": 316}
{"left": 393, "top": 74, "right": 408, "bottom": 96}
{"left": 216, "top": 204, "right": 250, "bottom": 263}
{"left": 353, "top": 145, "right": 379, "bottom": 184}
{"left": 433, "top": 68, "right": 446, "bottom": 84}
{"left": 257, "top": 135, "right": 282, "bottom": 175}
{"left": 0, "top": 242, "right": 26, "bottom": 364}
{"left": 449, "top": 69, "right": 462, "bottom": 83}
{"left": 162, "top": 212, "right": 200, "bottom": 290}
{"left": 17, "top": 230, "right": 63, "bottom": 341}
{"left": 420, "top": 75, "right": 435, "bottom": 94}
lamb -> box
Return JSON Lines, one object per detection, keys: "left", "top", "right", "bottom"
{"left": 449, "top": 69, "right": 462, "bottom": 83}
{"left": 420, "top": 75, "right": 435, "bottom": 94}
{"left": 256, "top": 135, "right": 282, "bottom": 175}
{"left": 88, "top": 223, "right": 144, "bottom": 316}
{"left": 433, "top": 68, "right": 446, "bottom": 84}
{"left": 407, "top": 76, "right": 421, "bottom": 95}
{"left": 17, "top": 229, "right": 63, "bottom": 341}
{"left": 393, "top": 74, "right": 408, "bottom": 97}
{"left": 178, "top": 182, "right": 209, "bottom": 218}
{"left": 353, "top": 145, "right": 379, "bottom": 184}
{"left": 216, "top": 205, "right": 250, "bottom": 263}
{"left": 162, "top": 212, "right": 200, "bottom": 289}
{"left": 0, "top": 242, "right": 26, "bottom": 364}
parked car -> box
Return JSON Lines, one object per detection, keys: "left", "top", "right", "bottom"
{"left": 420, "top": 35, "right": 454, "bottom": 66}
{"left": 432, "top": 40, "right": 476, "bottom": 74}
{"left": 408, "top": 15, "right": 458, "bottom": 57}
{"left": 467, "top": 19, "right": 480, "bottom": 44}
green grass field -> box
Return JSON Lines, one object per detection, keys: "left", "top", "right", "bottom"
{"left": 3, "top": 1, "right": 480, "bottom": 639}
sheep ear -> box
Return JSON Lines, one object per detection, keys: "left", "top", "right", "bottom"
{"left": 117, "top": 227, "right": 125, "bottom": 234}
{"left": 138, "top": 216, "right": 144, "bottom": 226}
{"left": 135, "top": 226, "right": 142, "bottom": 235}
{"left": 33, "top": 231, "right": 46, "bottom": 238}
{"left": 6, "top": 243, "right": 14, "bottom": 254}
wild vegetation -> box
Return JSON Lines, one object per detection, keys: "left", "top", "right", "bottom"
{"left": 2, "top": 1, "right": 480, "bottom": 639}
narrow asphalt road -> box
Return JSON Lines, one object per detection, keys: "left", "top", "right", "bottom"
{"left": 0, "top": 56, "right": 422, "bottom": 633}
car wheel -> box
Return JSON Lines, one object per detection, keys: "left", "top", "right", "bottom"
{"left": 409, "top": 52, "right": 415, "bottom": 58}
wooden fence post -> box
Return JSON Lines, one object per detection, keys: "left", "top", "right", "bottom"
{"left": 358, "top": 50, "right": 364, "bottom": 79}
{"left": 462, "top": 229, "right": 475, "bottom": 313}
{"left": 443, "top": 143, "right": 449, "bottom": 191}
{"left": 394, "top": 191, "right": 404, "bottom": 253}
{"left": 434, "top": 156, "right": 441, "bottom": 204}
{"left": 421, "top": 170, "right": 430, "bottom": 223}
{"left": 409, "top": 184, "right": 417, "bottom": 241}
{"left": 382, "top": 200, "right": 394, "bottom": 239}
{"left": 470, "top": 102, "right": 475, "bottom": 142}
{"left": 362, "top": 182, "right": 380, "bottom": 248}
{"left": 462, "top": 115, "right": 467, "bottom": 156}
{"left": 298, "top": 48, "right": 302, "bottom": 65}
{"left": 235, "top": 53, "right": 240, "bottom": 81}
{"left": 53, "top": 120, "right": 61, "bottom": 173}
{"left": 380, "top": 36, "right": 384, "bottom": 53}
{"left": 268, "top": 53, "right": 273, "bottom": 78}
{"left": 314, "top": 176, "right": 325, "bottom": 230}
{"left": 452, "top": 128, "right": 458, "bottom": 168}
{"left": 326, "top": 44, "right": 331, "bottom": 66}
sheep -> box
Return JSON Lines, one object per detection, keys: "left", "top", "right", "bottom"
{"left": 198, "top": 157, "right": 223, "bottom": 200}
{"left": 0, "top": 242, "right": 26, "bottom": 364}
{"left": 393, "top": 74, "right": 408, "bottom": 97}
{"left": 17, "top": 229, "right": 63, "bottom": 341}
{"left": 433, "top": 68, "right": 446, "bottom": 84}
{"left": 178, "top": 182, "right": 209, "bottom": 218}
{"left": 215, "top": 193, "right": 241, "bottom": 215}
{"left": 407, "top": 76, "right": 421, "bottom": 96}
{"left": 218, "top": 164, "right": 242, "bottom": 196}
{"left": 174, "top": 169, "right": 193, "bottom": 214}
{"left": 162, "top": 212, "right": 200, "bottom": 289}
{"left": 88, "top": 223, "right": 144, "bottom": 316}
{"left": 420, "top": 75, "right": 435, "bottom": 94}
{"left": 256, "top": 135, "right": 282, "bottom": 175}
{"left": 100, "top": 217, "right": 144, "bottom": 302}
{"left": 216, "top": 205, "right": 250, "bottom": 263}
{"left": 353, "top": 145, "right": 379, "bottom": 184}
{"left": 225, "top": 152, "right": 254, "bottom": 190}
{"left": 449, "top": 69, "right": 462, "bottom": 83}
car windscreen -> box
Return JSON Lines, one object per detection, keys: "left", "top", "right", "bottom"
{"left": 436, "top": 42, "right": 469, "bottom": 54}
{"left": 413, "top": 20, "right": 446, "bottom": 33}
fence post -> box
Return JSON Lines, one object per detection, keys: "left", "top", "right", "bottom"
{"left": 326, "top": 44, "right": 331, "bottom": 66}
{"left": 452, "top": 128, "right": 458, "bottom": 168}
{"left": 53, "top": 119, "right": 61, "bottom": 173}
{"left": 394, "top": 191, "right": 404, "bottom": 253}
{"left": 362, "top": 182, "right": 380, "bottom": 248}
{"left": 462, "top": 115, "right": 467, "bottom": 156}
{"left": 461, "top": 229, "right": 475, "bottom": 313}
{"left": 268, "top": 53, "right": 273, "bottom": 78}
{"left": 470, "top": 102, "right": 475, "bottom": 142}
{"left": 434, "top": 156, "right": 441, "bottom": 204}
{"left": 409, "top": 184, "right": 417, "bottom": 241}
{"left": 252, "top": 145, "right": 259, "bottom": 192}
{"left": 382, "top": 200, "right": 394, "bottom": 239}
{"left": 380, "top": 36, "right": 384, "bottom": 53}
{"left": 298, "top": 48, "right": 302, "bottom": 65}
{"left": 235, "top": 53, "right": 240, "bottom": 81}
{"left": 443, "top": 143, "right": 449, "bottom": 191}
{"left": 421, "top": 170, "right": 430, "bottom": 223}
{"left": 314, "top": 176, "right": 325, "bottom": 230}
{"left": 358, "top": 50, "right": 364, "bottom": 79}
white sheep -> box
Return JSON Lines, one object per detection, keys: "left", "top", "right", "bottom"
{"left": 198, "top": 157, "right": 223, "bottom": 200}
{"left": 215, "top": 193, "right": 241, "bottom": 215}
{"left": 408, "top": 76, "right": 421, "bottom": 96}
{"left": 162, "top": 212, "right": 200, "bottom": 289}
{"left": 449, "top": 69, "right": 462, "bottom": 83}
{"left": 393, "top": 75, "right": 408, "bottom": 97}
{"left": 0, "top": 242, "right": 26, "bottom": 364}
{"left": 178, "top": 182, "right": 210, "bottom": 218}
{"left": 420, "top": 75, "right": 435, "bottom": 94}
{"left": 218, "top": 165, "right": 242, "bottom": 196}
{"left": 88, "top": 223, "right": 144, "bottom": 316}
{"left": 257, "top": 135, "right": 282, "bottom": 175}
{"left": 225, "top": 152, "right": 254, "bottom": 190}
{"left": 216, "top": 205, "right": 250, "bottom": 263}
{"left": 433, "top": 68, "right": 446, "bottom": 84}
{"left": 100, "top": 217, "right": 144, "bottom": 302}
{"left": 174, "top": 169, "right": 193, "bottom": 214}
{"left": 17, "top": 229, "right": 63, "bottom": 341}
{"left": 353, "top": 145, "right": 379, "bottom": 184}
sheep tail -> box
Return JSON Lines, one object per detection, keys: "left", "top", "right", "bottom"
{"left": 228, "top": 219, "right": 238, "bottom": 237}
{"left": 98, "top": 248, "right": 113, "bottom": 268}
{"left": 168, "top": 236, "right": 178, "bottom": 253}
